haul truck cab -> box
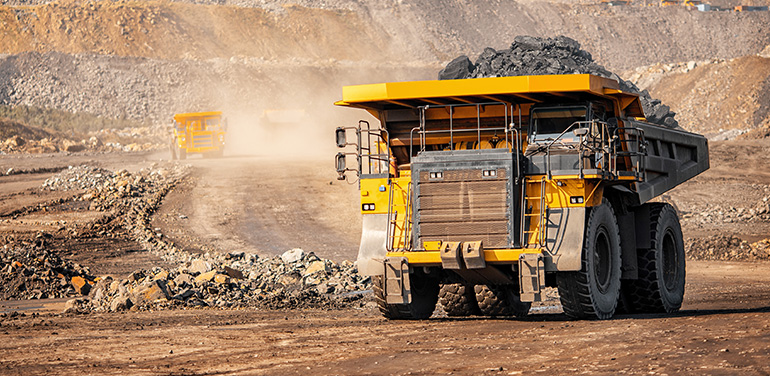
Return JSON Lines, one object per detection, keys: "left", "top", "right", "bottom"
{"left": 334, "top": 74, "right": 708, "bottom": 320}
{"left": 171, "top": 111, "right": 227, "bottom": 160}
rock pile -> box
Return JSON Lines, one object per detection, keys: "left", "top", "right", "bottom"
{"left": 42, "top": 166, "right": 116, "bottom": 191}
{"left": 74, "top": 248, "right": 370, "bottom": 313}
{"left": 1, "top": 125, "right": 165, "bottom": 155}
{"left": 0, "top": 162, "right": 373, "bottom": 313}
{"left": 686, "top": 235, "right": 770, "bottom": 261}
{"left": 438, "top": 35, "right": 680, "bottom": 128}
{"left": 0, "top": 247, "right": 96, "bottom": 300}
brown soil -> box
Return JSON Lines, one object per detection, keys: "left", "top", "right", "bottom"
{"left": 151, "top": 155, "right": 362, "bottom": 261}
{"left": 0, "top": 137, "right": 770, "bottom": 373}
{"left": 0, "top": 151, "right": 175, "bottom": 278}
{"left": 0, "top": 118, "right": 56, "bottom": 140}
{"left": 1, "top": 260, "right": 769, "bottom": 375}
{"left": 638, "top": 55, "right": 770, "bottom": 137}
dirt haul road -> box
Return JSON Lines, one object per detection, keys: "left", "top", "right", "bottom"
{"left": 151, "top": 154, "right": 363, "bottom": 262}
{"left": 1, "top": 140, "right": 770, "bottom": 375}
{"left": 1, "top": 261, "right": 769, "bottom": 375}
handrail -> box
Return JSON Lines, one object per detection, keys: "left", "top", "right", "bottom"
{"left": 412, "top": 101, "right": 514, "bottom": 155}
{"left": 527, "top": 120, "right": 647, "bottom": 182}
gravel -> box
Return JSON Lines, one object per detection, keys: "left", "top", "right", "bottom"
{"left": 0, "top": 246, "right": 94, "bottom": 300}
{"left": 438, "top": 35, "right": 681, "bottom": 129}
{"left": 1, "top": 162, "right": 372, "bottom": 313}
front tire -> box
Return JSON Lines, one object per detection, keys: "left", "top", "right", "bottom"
{"left": 557, "top": 199, "right": 622, "bottom": 320}
{"left": 621, "top": 203, "right": 685, "bottom": 313}
{"left": 372, "top": 269, "right": 439, "bottom": 320}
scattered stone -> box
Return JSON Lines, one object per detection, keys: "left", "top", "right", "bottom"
{"left": 70, "top": 276, "right": 91, "bottom": 296}
{"left": 195, "top": 270, "right": 217, "bottom": 283}
{"left": 189, "top": 259, "right": 212, "bottom": 275}
{"left": 223, "top": 266, "right": 243, "bottom": 280}
{"left": 63, "top": 298, "right": 91, "bottom": 314}
{"left": 214, "top": 274, "right": 231, "bottom": 284}
{"left": 174, "top": 273, "right": 194, "bottom": 288}
{"left": 133, "top": 280, "right": 169, "bottom": 304}
{"left": 304, "top": 261, "right": 328, "bottom": 276}
{"left": 281, "top": 248, "right": 304, "bottom": 264}
{"left": 2, "top": 161, "right": 370, "bottom": 313}
{"left": 110, "top": 295, "right": 133, "bottom": 312}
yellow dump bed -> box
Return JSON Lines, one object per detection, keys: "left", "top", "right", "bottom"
{"left": 335, "top": 74, "right": 645, "bottom": 119}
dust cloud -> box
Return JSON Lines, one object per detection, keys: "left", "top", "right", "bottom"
{"left": 194, "top": 65, "right": 434, "bottom": 161}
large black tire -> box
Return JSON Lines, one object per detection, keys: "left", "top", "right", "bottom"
{"left": 557, "top": 199, "right": 622, "bottom": 320}
{"left": 621, "top": 203, "right": 685, "bottom": 313}
{"left": 372, "top": 269, "right": 439, "bottom": 320}
{"left": 438, "top": 283, "right": 481, "bottom": 316}
{"left": 474, "top": 284, "right": 531, "bottom": 317}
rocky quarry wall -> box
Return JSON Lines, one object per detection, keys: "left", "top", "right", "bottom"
{"left": 0, "top": 1, "right": 769, "bottom": 136}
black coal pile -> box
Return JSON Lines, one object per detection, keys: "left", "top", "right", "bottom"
{"left": 438, "top": 35, "right": 679, "bottom": 129}
{"left": 0, "top": 246, "right": 96, "bottom": 300}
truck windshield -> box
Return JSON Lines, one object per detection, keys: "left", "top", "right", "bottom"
{"left": 530, "top": 107, "right": 586, "bottom": 142}
{"left": 204, "top": 117, "right": 221, "bottom": 130}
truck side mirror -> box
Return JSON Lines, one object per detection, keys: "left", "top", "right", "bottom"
{"left": 335, "top": 152, "right": 347, "bottom": 180}
{"left": 573, "top": 128, "right": 589, "bottom": 137}
{"left": 336, "top": 127, "right": 347, "bottom": 148}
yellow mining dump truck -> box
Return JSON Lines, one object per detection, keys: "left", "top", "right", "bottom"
{"left": 170, "top": 111, "right": 227, "bottom": 160}
{"left": 334, "top": 74, "right": 708, "bottom": 320}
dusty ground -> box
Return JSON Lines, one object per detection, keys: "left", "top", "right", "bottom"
{"left": 1, "top": 261, "right": 769, "bottom": 375}
{"left": 151, "top": 154, "right": 362, "bottom": 261}
{"left": 2, "top": 139, "right": 770, "bottom": 374}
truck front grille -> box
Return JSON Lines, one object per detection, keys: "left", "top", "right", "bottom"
{"left": 416, "top": 168, "right": 509, "bottom": 248}
{"left": 192, "top": 133, "right": 214, "bottom": 148}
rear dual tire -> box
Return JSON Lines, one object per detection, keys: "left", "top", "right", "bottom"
{"left": 621, "top": 203, "right": 685, "bottom": 313}
{"left": 373, "top": 269, "right": 439, "bottom": 320}
{"left": 439, "top": 283, "right": 480, "bottom": 316}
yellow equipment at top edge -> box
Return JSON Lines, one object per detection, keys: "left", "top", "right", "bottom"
{"left": 334, "top": 74, "right": 645, "bottom": 119}
{"left": 173, "top": 111, "right": 223, "bottom": 122}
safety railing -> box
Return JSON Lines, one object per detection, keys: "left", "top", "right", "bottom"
{"left": 409, "top": 102, "right": 523, "bottom": 160}
{"left": 539, "top": 120, "right": 647, "bottom": 181}
{"left": 335, "top": 120, "right": 391, "bottom": 180}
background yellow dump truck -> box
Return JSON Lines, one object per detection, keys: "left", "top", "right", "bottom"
{"left": 171, "top": 111, "right": 227, "bottom": 160}
{"left": 335, "top": 74, "right": 708, "bottom": 320}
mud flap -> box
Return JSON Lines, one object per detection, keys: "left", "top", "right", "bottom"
{"left": 544, "top": 207, "right": 585, "bottom": 271}
{"left": 357, "top": 214, "right": 389, "bottom": 276}
{"left": 519, "top": 253, "right": 545, "bottom": 302}
{"left": 384, "top": 257, "right": 411, "bottom": 304}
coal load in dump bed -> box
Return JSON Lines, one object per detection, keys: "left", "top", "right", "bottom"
{"left": 438, "top": 35, "right": 679, "bottom": 129}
